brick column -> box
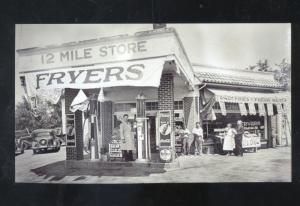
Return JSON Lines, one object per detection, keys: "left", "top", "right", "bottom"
{"left": 65, "top": 88, "right": 84, "bottom": 160}
{"left": 158, "top": 73, "right": 175, "bottom": 129}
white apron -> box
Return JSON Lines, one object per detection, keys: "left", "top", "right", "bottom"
{"left": 223, "top": 128, "right": 236, "bottom": 151}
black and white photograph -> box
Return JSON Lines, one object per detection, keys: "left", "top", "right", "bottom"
{"left": 15, "top": 24, "right": 291, "bottom": 183}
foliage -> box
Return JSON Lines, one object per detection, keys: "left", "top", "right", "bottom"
{"left": 246, "top": 58, "right": 291, "bottom": 90}
{"left": 15, "top": 96, "right": 62, "bottom": 132}
{"left": 274, "top": 58, "right": 291, "bottom": 90}
{"left": 246, "top": 59, "right": 273, "bottom": 72}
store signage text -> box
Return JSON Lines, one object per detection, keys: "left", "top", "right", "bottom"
{"left": 24, "top": 58, "right": 166, "bottom": 96}
{"left": 242, "top": 133, "right": 261, "bottom": 148}
{"left": 40, "top": 41, "right": 148, "bottom": 65}
{"left": 35, "top": 63, "right": 145, "bottom": 89}
{"left": 217, "top": 95, "right": 287, "bottom": 104}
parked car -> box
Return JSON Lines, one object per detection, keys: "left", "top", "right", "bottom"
{"left": 15, "top": 129, "right": 32, "bottom": 155}
{"left": 53, "top": 127, "right": 66, "bottom": 146}
{"left": 31, "top": 129, "right": 61, "bottom": 154}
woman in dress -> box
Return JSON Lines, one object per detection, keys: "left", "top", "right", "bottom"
{"left": 223, "top": 123, "right": 237, "bottom": 156}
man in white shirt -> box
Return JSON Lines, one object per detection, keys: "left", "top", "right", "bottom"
{"left": 192, "top": 122, "right": 204, "bottom": 155}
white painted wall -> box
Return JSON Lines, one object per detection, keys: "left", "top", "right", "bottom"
{"left": 102, "top": 73, "right": 191, "bottom": 103}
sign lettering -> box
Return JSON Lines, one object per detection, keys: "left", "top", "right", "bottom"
{"left": 24, "top": 58, "right": 166, "bottom": 97}
{"left": 40, "top": 41, "right": 148, "bottom": 65}
{"left": 242, "top": 133, "right": 261, "bottom": 148}
{"left": 35, "top": 64, "right": 144, "bottom": 89}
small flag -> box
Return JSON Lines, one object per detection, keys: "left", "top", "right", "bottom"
{"left": 70, "top": 90, "right": 89, "bottom": 112}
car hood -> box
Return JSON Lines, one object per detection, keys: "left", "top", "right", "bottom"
{"left": 34, "top": 136, "right": 53, "bottom": 140}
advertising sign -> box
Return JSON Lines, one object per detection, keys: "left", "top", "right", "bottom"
{"left": 66, "top": 114, "right": 76, "bottom": 147}
{"left": 109, "top": 140, "right": 122, "bottom": 158}
{"left": 23, "top": 58, "right": 166, "bottom": 98}
{"left": 17, "top": 35, "right": 176, "bottom": 72}
{"left": 158, "top": 110, "right": 172, "bottom": 148}
{"left": 160, "top": 149, "right": 172, "bottom": 161}
{"left": 242, "top": 133, "right": 261, "bottom": 148}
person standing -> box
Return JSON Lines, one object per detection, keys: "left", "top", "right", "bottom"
{"left": 182, "top": 128, "right": 193, "bottom": 155}
{"left": 192, "top": 122, "right": 204, "bottom": 155}
{"left": 235, "top": 120, "right": 244, "bottom": 156}
{"left": 223, "top": 123, "right": 236, "bottom": 156}
{"left": 120, "top": 114, "right": 135, "bottom": 161}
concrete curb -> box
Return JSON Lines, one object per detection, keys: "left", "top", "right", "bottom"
{"left": 66, "top": 159, "right": 180, "bottom": 170}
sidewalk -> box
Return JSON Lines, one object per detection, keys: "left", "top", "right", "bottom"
{"left": 16, "top": 146, "right": 291, "bottom": 183}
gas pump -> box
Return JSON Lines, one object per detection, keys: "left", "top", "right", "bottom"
{"left": 136, "top": 117, "right": 150, "bottom": 162}
{"left": 135, "top": 92, "right": 151, "bottom": 162}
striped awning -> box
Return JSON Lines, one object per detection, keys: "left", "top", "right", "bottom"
{"left": 266, "top": 103, "right": 274, "bottom": 116}
{"left": 258, "top": 103, "right": 266, "bottom": 116}
{"left": 248, "top": 102, "right": 256, "bottom": 115}
{"left": 238, "top": 103, "right": 247, "bottom": 116}
{"left": 207, "top": 88, "right": 288, "bottom": 116}
{"left": 219, "top": 101, "right": 227, "bottom": 116}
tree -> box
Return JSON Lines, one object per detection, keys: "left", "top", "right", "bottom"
{"left": 274, "top": 58, "right": 291, "bottom": 90}
{"left": 246, "top": 59, "right": 273, "bottom": 72}
{"left": 15, "top": 96, "right": 62, "bottom": 131}
{"left": 245, "top": 58, "right": 291, "bottom": 90}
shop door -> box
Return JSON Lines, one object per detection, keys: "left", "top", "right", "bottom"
{"left": 147, "top": 116, "right": 157, "bottom": 153}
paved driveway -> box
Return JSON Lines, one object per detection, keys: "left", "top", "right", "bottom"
{"left": 15, "top": 146, "right": 291, "bottom": 183}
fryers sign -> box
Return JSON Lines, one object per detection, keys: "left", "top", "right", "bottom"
{"left": 23, "top": 58, "right": 166, "bottom": 96}
{"left": 35, "top": 64, "right": 144, "bottom": 89}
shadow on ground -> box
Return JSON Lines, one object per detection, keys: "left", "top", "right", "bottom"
{"left": 30, "top": 160, "right": 167, "bottom": 182}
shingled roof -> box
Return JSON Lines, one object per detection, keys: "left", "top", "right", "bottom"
{"left": 193, "top": 64, "right": 284, "bottom": 89}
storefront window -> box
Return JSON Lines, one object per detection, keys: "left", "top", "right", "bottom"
{"left": 114, "top": 103, "right": 136, "bottom": 112}
{"left": 203, "top": 113, "right": 265, "bottom": 140}
{"left": 174, "top": 100, "right": 183, "bottom": 110}
{"left": 146, "top": 101, "right": 158, "bottom": 110}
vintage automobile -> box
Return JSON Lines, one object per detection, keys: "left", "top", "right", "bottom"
{"left": 15, "top": 129, "right": 32, "bottom": 155}
{"left": 53, "top": 127, "right": 66, "bottom": 146}
{"left": 31, "top": 129, "right": 61, "bottom": 154}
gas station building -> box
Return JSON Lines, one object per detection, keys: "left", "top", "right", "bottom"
{"left": 17, "top": 27, "right": 290, "bottom": 163}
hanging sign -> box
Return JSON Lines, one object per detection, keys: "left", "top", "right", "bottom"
{"left": 23, "top": 58, "right": 166, "bottom": 98}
